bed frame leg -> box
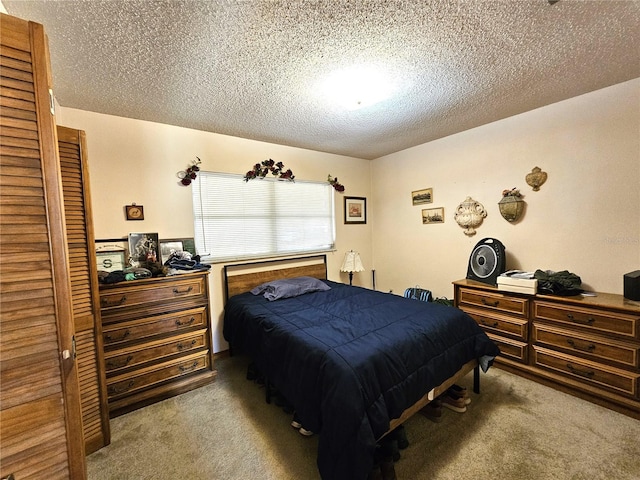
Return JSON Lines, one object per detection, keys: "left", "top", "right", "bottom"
{"left": 473, "top": 365, "right": 480, "bottom": 394}
{"left": 265, "top": 379, "right": 272, "bottom": 404}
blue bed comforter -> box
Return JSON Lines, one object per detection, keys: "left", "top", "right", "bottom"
{"left": 223, "top": 281, "right": 499, "bottom": 480}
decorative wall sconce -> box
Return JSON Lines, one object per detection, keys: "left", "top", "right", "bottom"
{"left": 454, "top": 196, "right": 487, "bottom": 236}
{"left": 525, "top": 166, "right": 547, "bottom": 191}
{"left": 498, "top": 188, "right": 526, "bottom": 222}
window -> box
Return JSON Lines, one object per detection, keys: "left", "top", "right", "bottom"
{"left": 192, "top": 172, "right": 335, "bottom": 263}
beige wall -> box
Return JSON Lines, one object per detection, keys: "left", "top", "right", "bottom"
{"left": 371, "top": 78, "right": 640, "bottom": 299}
{"left": 57, "top": 78, "right": 639, "bottom": 352}
{"left": 56, "top": 108, "right": 372, "bottom": 351}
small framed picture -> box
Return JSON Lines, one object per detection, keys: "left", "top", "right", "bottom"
{"left": 412, "top": 188, "right": 433, "bottom": 206}
{"left": 96, "top": 238, "right": 129, "bottom": 267}
{"left": 422, "top": 207, "right": 445, "bottom": 224}
{"left": 344, "top": 197, "right": 367, "bottom": 224}
{"left": 125, "top": 204, "right": 144, "bottom": 220}
{"left": 128, "top": 232, "right": 159, "bottom": 265}
{"left": 159, "top": 237, "right": 196, "bottom": 264}
{"left": 96, "top": 250, "right": 127, "bottom": 272}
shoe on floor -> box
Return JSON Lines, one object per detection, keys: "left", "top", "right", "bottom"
{"left": 420, "top": 399, "right": 443, "bottom": 423}
{"left": 393, "top": 425, "right": 409, "bottom": 450}
{"left": 447, "top": 384, "right": 471, "bottom": 405}
{"left": 441, "top": 393, "right": 467, "bottom": 413}
{"left": 298, "top": 426, "right": 314, "bottom": 436}
{"left": 291, "top": 413, "right": 302, "bottom": 429}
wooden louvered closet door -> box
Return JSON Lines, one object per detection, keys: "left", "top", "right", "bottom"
{"left": 0, "top": 13, "right": 86, "bottom": 479}
{"left": 58, "top": 125, "right": 110, "bottom": 454}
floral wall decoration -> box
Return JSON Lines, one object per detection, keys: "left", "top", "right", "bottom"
{"left": 178, "top": 156, "right": 201, "bottom": 186}
{"left": 328, "top": 174, "right": 345, "bottom": 192}
{"left": 244, "top": 158, "right": 294, "bottom": 182}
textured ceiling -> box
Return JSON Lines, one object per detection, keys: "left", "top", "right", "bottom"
{"left": 4, "top": 0, "right": 640, "bottom": 160}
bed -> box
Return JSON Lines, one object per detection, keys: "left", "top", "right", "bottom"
{"left": 223, "top": 255, "right": 500, "bottom": 480}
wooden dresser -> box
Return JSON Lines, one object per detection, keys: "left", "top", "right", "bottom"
{"left": 99, "top": 271, "right": 216, "bottom": 417}
{"left": 454, "top": 279, "right": 640, "bottom": 420}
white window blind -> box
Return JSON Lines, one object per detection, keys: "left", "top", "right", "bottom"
{"left": 192, "top": 172, "right": 335, "bottom": 263}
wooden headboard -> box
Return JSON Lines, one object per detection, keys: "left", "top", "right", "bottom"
{"left": 224, "top": 255, "right": 328, "bottom": 300}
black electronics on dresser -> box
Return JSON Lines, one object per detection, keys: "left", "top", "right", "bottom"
{"left": 624, "top": 270, "right": 640, "bottom": 301}
{"left": 466, "top": 238, "right": 506, "bottom": 286}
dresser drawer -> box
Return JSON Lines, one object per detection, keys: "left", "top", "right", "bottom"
{"left": 461, "top": 306, "right": 528, "bottom": 340}
{"left": 533, "top": 346, "right": 640, "bottom": 398}
{"left": 487, "top": 333, "right": 528, "bottom": 364}
{"left": 458, "top": 287, "right": 528, "bottom": 317}
{"left": 103, "top": 307, "right": 206, "bottom": 347}
{"left": 533, "top": 324, "right": 640, "bottom": 369}
{"left": 534, "top": 301, "right": 639, "bottom": 340}
{"left": 100, "top": 275, "right": 206, "bottom": 312}
{"left": 104, "top": 329, "right": 208, "bottom": 373}
{"left": 106, "top": 351, "right": 209, "bottom": 400}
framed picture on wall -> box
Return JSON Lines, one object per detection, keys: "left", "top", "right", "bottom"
{"left": 422, "top": 207, "right": 444, "bottom": 224}
{"left": 412, "top": 188, "right": 433, "bottom": 205}
{"left": 344, "top": 196, "right": 367, "bottom": 224}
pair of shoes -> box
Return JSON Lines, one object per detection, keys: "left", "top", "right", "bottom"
{"left": 420, "top": 398, "right": 443, "bottom": 422}
{"left": 447, "top": 384, "right": 471, "bottom": 405}
{"left": 291, "top": 414, "right": 314, "bottom": 436}
{"left": 441, "top": 392, "right": 467, "bottom": 413}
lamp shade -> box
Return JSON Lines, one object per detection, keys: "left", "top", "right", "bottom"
{"left": 340, "top": 250, "right": 364, "bottom": 273}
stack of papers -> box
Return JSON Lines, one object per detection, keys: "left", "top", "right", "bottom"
{"left": 497, "top": 271, "right": 537, "bottom": 295}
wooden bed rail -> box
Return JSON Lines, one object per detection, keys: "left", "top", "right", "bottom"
{"left": 383, "top": 358, "right": 479, "bottom": 439}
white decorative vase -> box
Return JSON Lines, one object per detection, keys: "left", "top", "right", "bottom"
{"left": 454, "top": 196, "right": 487, "bottom": 236}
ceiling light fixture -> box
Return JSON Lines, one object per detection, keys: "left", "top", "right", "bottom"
{"left": 320, "top": 65, "right": 396, "bottom": 110}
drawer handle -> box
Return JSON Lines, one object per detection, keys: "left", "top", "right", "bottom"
{"left": 105, "top": 329, "right": 130, "bottom": 343}
{"left": 108, "top": 380, "right": 135, "bottom": 395}
{"left": 480, "top": 319, "right": 499, "bottom": 328}
{"left": 106, "top": 355, "right": 133, "bottom": 369}
{"left": 481, "top": 298, "right": 499, "bottom": 307}
{"left": 173, "top": 286, "right": 194, "bottom": 295}
{"left": 177, "top": 339, "right": 197, "bottom": 351}
{"left": 101, "top": 295, "right": 127, "bottom": 307}
{"left": 566, "top": 339, "right": 596, "bottom": 353}
{"left": 179, "top": 361, "right": 199, "bottom": 372}
{"left": 566, "top": 313, "right": 595, "bottom": 325}
{"left": 566, "top": 363, "right": 595, "bottom": 379}
{"left": 176, "top": 316, "right": 195, "bottom": 327}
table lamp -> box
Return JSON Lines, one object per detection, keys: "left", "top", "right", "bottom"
{"left": 340, "top": 250, "right": 364, "bottom": 286}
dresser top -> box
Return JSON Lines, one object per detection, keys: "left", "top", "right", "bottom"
{"left": 99, "top": 270, "right": 209, "bottom": 290}
{"left": 453, "top": 279, "right": 640, "bottom": 313}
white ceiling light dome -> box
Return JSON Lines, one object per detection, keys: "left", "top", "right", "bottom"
{"left": 319, "top": 64, "right": 399, "bottom": 111}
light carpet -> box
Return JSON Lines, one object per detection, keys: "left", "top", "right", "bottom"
{"left": 87, "top": 355, "right": 640, "bottom": 480}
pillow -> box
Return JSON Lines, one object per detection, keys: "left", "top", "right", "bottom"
{"left": 250, "top": 276, "right": 330, "bottom": 301}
